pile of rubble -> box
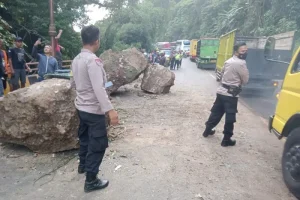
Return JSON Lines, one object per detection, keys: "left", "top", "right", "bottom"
{"left": 0, "top": 48, "right": 175, "bottom": 153}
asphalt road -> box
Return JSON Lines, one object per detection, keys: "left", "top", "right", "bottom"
{"left": 0, "top": 58, "right": 295, "bottom": 200}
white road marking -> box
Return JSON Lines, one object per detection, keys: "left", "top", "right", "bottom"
{"left": 207, "top": 71, "right": 216, "bottom": 79}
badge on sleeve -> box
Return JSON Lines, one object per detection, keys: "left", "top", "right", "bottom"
{"left": 95, "top": 58, "right": 103, "bottom": 66}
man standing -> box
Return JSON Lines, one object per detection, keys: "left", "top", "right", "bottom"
{"left": 0, "top": 40, "right": 10, "bottom": 91}
{"left": 8, "top": 37, "right": 31, "bottom": 91}
{"left": 159, "top": 52, "right": 166, "bottom": 66}
{"left": 71, "top": 25, "right": 119, "bottom": 193}
{"left": 169, "top": 51, "right": 176, "bottom": 70}
{"left": 32, "top": 39, "right": 58, "bottom": 82}
{"left": 175, "top": 51, "right": 181, "bottom": 70}
{"left": 179, "top": 50, "right": 183, "bottom": 68}
{"left": 152, "top": 50, "right": 157, "bottom": 64}
{"left": 55, "top": 29, "right": 64, "bottom": 69}
{"left": 202, "top": 43, "right": 249, "bottom": 147}
{"left": 0, "top": 52, "right": 4, "bottom": 100}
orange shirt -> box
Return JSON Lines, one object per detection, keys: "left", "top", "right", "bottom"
{"left": 1, "top": 50, "right": 11, "bottom": 74}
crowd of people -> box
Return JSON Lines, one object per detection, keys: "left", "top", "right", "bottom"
{"left": 169, "top": 50, "right": 183, "bottom": 70}
{"left": 147, "top": 50, "right": 184, "bottom": 70}
{"left": 0, "top": 30, "right": 64, "bottom": 100}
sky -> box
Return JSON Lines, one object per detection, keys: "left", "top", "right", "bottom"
{"left": 73, "top": 5, "right": 108, "bottom": 32}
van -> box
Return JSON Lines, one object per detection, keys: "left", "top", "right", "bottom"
{"left": 269, "top": 47, "right": 300, "bottom": 199}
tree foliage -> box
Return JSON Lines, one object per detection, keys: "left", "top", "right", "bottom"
{"left": 0, "top": 0, "right": 299, "bottom": 56}
{"left": 0, "top": 0, "right": 129, "bottom": 58}
{"left": 96, "top": 0, "right": 300, "bottom": 52}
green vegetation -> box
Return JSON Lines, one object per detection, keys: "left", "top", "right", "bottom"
{"left": 0, "top": 0, "right": 299, "bottom": 57}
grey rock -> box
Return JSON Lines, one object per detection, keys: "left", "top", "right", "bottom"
{"left": 141, "top": 64, "right": 175, "bottom": 94}
{"left": 100, "top": 48, "right": 148, "bottom": 94}
{"left": 0, "top": 79, "right": 79, "bottom": 153}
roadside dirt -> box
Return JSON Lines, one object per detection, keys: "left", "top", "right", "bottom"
{"left": 0, "top": 59, "right": 296, "bottom": 200}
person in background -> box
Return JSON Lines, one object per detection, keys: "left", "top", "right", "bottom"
{"left": 0, "top": 51, "right": 4, "bottom": 100}
{"left": 174, "top": 51, "right": 181, "bottom": 70}
{"left": 148, "top": 51, "right": 153, "bottom": 63}
{"left": 169, "top": 51, "right": 175, "bottom": 70}
{"left": 32, "top": 39, "right": 59, "bottom": 82}
{"left": 55, "top": 29, "right": 64, "bottom": 69}
{"left": 202, "top": 43, "right": 249, "bottom": 147}
{"left": 159, "top": 52, "right": 166, "bottom": 66}
{"left": 0, "top": 40, "right": 10, "bottom": 91}
{"left": 8, "top": 37, "right": 31, "bottom": 91}
{"left": 152, "top": 50, "right": 157, "bottom": 64}
{"left": 71, "top": 25, "right": 119, "bottom": 193}
{"left": 155, "top": 52, "right": 161, "bottom": 64}
{"left": 179, "top": 50, "right": 183, "bottom": 67}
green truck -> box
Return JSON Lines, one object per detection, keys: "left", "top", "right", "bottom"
{"left": 196, "top": 38, "right": 219, "bottom": 69}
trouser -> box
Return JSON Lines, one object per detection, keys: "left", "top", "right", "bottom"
{"left": 2, "top": 74, "right": 7, "bottom": 90}
{"left": 37, "top": 75, "right": 44, "bottom": 82}
{"left": 179, "top": 59, "right": 182, "bottom": 66}
{"left": 205, "top": 94, "right": 238, "bottom": 139}
{"left": 170, "top": 59, "right": 175, "bottom": 69}
{"left": 55, "top": 51, "right": 63, "bottom": 69}
{"left": 77, "top": 110, "right": 108, "bottom": 175}
{"left": 11, "top": 69, "right": 26, "bottom": 90}
{"left": 175, "top": 60, "right": 180, "bottom": 69}
{"left": 0, "top": 77, "right": 4, "bottom": 97}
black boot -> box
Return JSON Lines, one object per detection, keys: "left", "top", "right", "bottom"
{"left": 203, "top": 128, "right": 216, "bottom": 138}
{"left": 84, "top": 172, "right": 109, "bottom": 193}
{"left": 221, "top": 138, "right": 236, "bottom": 147}
{"left": 78, "top": 165, "right": 85, "bottom": 174}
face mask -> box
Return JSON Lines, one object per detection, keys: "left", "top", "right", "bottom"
{"left": 238, "top": 52, "right": 247, "bottom": 60}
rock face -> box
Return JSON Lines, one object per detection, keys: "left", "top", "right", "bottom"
{"left": 100, "top": 48, "right": 148, "bottom": 94}
{"left": 0, "top": 79, "right": 79, "bottom": 153}
{"left": 141, "top": 64, "right": 175, "bottom": 94}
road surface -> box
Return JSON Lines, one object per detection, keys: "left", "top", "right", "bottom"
{"left": 0, "top": 58, "right": 296, "bottom": 200}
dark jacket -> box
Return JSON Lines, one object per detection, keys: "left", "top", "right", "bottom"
{"left": 0, "top": 53, "right": 4, "bottom": 78}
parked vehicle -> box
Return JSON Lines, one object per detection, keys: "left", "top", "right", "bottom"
{"left": 269, "top": 47, "right": 300, "bottom": 199}
{"left": 176, "top": 40, "right": 190, "bottom": 54}
{"left": 156, "top": 42, "right": 171, "bottom": 50}
{"left": 190, "top": 39, "right": 198, "bottom": 61}
{"left": 196, "top": 38, "right": 219, "bottom": 69}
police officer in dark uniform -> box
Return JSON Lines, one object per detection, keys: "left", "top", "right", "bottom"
{"left": 202, "top": 43, "right": 249, "bottom": 147}
{"left": 71, "top": 25, "right": 119, "bottom": 192}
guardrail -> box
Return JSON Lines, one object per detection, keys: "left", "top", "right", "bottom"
{"left": 26, "top": 60, "right": 72, "bottom": 72}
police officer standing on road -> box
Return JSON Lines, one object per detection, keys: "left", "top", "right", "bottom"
{"left": 71, "top": 25, "right": 119, "bottom": 193}
{"left": 202, "top": 42, "right": 249, "bottom": 147}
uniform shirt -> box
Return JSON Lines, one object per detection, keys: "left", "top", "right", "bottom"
{"left": 71, "top": 49, "right": 113, "bottom": 115}
{"left": 217, "top": 55, "right": 249, "bottom": 97}
{"left": 8, "top": 47, "right": 26, "bottom": 69}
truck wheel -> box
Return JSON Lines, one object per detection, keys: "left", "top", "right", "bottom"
{"left": 282, "top": 127, "right": 300, "bottom": 199}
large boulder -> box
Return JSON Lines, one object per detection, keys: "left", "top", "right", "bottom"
{"left": 100, "top": 48, "right": 148, "bottom": 94}
{"left": 0, "top": 79, "right": 79, "bottom": 153}
{"left": 141, "top": 64, "right": 175, "bottom": 94}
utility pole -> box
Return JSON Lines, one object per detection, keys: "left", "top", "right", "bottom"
{"left": 49, "top": 0, "right": 56, "bottom": 57}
